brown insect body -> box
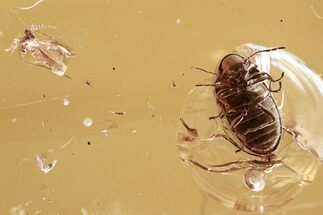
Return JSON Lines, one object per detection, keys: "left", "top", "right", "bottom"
{"left": 214, "top": 51, "right": 284, "bottom": 157}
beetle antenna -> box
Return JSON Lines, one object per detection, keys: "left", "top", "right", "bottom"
{"left": 191, "top": 66, "right": 216, "bottom": 75}
{"left": 244, "top": 47, "right": 286, "bottom": 63}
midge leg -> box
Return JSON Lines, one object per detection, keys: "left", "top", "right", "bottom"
{"left": 23, "top": 59, "right": 72, "bottom": 79}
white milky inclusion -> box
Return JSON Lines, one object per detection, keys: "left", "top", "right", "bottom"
{"left": 83, "top": 117, "right": 93, "bottom": 127}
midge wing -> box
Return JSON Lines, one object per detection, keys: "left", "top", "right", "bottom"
{"left": 40, "top": 40, "right": 75, "bottom": 58}
{"left": 36, "top": 40, "right": 71, "bottom": 76}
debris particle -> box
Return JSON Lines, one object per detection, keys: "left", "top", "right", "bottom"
{"left": 0, "top": 93, "right": 73, "bottom": 110}
{"left": 220, "top": 0, "right": 226, "bottom": 6}
{"left": 310, "top": 5, "right": 323, "bottom": 20}
{"left": 132, "top": 130, "right": 137, "bottom": 134}
{"left": 280, "top": 19, "right": 283, "bottom": 22}
{"left": 41, "top": 120, "right": 45, "bottom": 128}
{"left": 39, "top": 183, "right": 48, "bottom": 190}
{"left": 35, "top": 154, "right": 57, "bottom": 174}
{"left": 171, "top": 80, "right": 177, "bottom": 88}
{"left": 176, "top": 18, "right": 182, "bottom": 24}
{"left": 5, "top": 25, "right": 75, "bottom": 77}
{"left": 110, "top": 111, "right": 126, "bottom": 115}
{"left": 42, "top": 94, "right": 46, "bottom": 99}
{"left": 87, "top": 141, "right": 91, "bottom": 145}
{"left": 146, "top": 97, "right": 155, "bottom": 111}
{"left": 10, "top": 204, "right": 26, "bottom": 215}
{"left": 63, "top": 98, "right": 69, "bottom": 106}
{"left": 34, "top": 210, "right": 43, "bottom": 215}
{"left": 101, "top": 129, "right": 109, "bottom": 136}
{"left": 85, "top": 80, "right": 93, "bottom": 87}
{"left": 81, "top": 208, "right": 88, "bottom": 215}
{"left": 60, "top": 136, "right": 75, "bottom": 149}
{"left": 83, "top": 117, "right": 93, "bottom": 127}
{"left": 113, "top": 67, "right": 116, "bottom": 70}
{"left": 41, "top": 197, "right": 53, "bottom": 203}
{"left": 164, "top": 173, "right": 177, "bottom": 182}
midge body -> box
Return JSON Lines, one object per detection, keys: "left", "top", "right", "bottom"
{"left": 193, "top": 47, "right": 285, "bottom": 163}
{"left": 5, "top": 24, "right": 75, "bottom": 77}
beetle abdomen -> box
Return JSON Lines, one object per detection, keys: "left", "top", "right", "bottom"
{"left": 220, "top": 84, "right": 282, "bottom": 155}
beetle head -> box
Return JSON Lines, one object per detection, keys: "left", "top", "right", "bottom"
{"left": 218, "top": 54, "right": 247, "bottom": 80}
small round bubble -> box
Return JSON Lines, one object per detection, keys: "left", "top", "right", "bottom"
{"left": 244, "top": 169, "right": 265, "bottom": 192}
{"left": 83, "top": 117, "right": 93, "bottom": 127}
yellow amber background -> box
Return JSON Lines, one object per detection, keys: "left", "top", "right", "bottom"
{"left": 0, "top": 0, "right": 322, "bottom": 214}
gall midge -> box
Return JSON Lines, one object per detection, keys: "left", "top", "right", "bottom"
{"left": 5, "top": 24, "right": 75, "bottom": 77}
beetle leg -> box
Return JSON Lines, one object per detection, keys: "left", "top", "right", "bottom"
{"left": 258, "top": 103, "right": 275, "bottom": 124}
{"left": 271, "top": 72, "right": 284, "bottom": 82}
{"left": 247, "top": 72, "right": 284, "bottom": 86}
{"left": 247, "top": 71, "right": 284, "bottom": 82}
{"left": 231, "top": 110, "right": 248, "bottom": 129}
{"left": 195, "top": 83, "right": 214, "bottom": 87}
{"left": 179, "top": 118, "right": 198, "bottom": 138}
{"left": 185, "top": 158, "right": 248, "bottom": 173}
{"left": 209, "top": 109, "right": 225, "bottom": 120}
{"left": 268, "top": 81, "right": 282, "bottom": 92}
{"left": 210, "top": 130, "right": 261, "bottom": 157}
{"left": 217, "top": 87, "right": 242, "bottom": 100}
{"left": 184, "top": 158, "right": 275, "bottom": 173}
{"left": 184, "top": 157, "right": 298, "bottom": 174}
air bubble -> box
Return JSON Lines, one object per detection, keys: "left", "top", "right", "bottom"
{"left": 83, "top": 117, "right": 93, "bottom": 127}
{"left": 244, "top": 169, "right": 265, "bottom": 192}
{"left": 63, "top": 98, "right": 69, "bottom": 106}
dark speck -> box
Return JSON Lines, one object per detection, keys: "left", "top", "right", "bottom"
{"left": 113, "top": 67, "right": 116, "bottom": 70}
{"left": 87, "top": 141, "right": 91, "bottom": 145}
{"left": 280, "top": 19, "right": 283, "bottom": 22}
{"left": 85, "top": 80, "right": 93, "bottom": 88}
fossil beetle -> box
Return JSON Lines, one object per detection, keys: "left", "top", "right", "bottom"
{"left": 184, "top": 47, "right": 286, "bottom": 170}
